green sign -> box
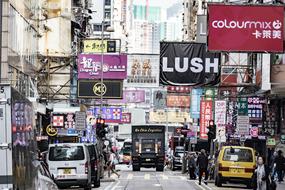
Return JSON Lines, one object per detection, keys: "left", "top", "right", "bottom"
{"left": 238, "top": 97, "right": 248, "bottom": 116}
{"left": 204, "top": 88, "right": 217, "bottom": 100}
{"left": 266, "top": 138, "right": 276, "bottom": 146}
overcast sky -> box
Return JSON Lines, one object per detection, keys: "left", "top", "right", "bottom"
{"left": 133, "top": 0, "right": 182, "bottom": 8}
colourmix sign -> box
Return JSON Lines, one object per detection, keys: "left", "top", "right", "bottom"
{"left": 160, "top": 42, "right": 220, "bottom": 86}
{"left": 208, "top": 4, "right": 284, "bottom": 52}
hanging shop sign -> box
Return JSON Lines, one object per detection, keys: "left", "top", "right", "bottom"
{"left": 126, "top": 54, "right": 159, "bottom": 87}
{"left": 120, "top": 113, "right": 131, "bottom": 124}
{"left": 46, "top": 124, "right": 58, "bottom": 137}
{"left": 77, "top": 80, "right": 123, "bottom": 99}
{"left": 88, "top": 107, "right": 122, "bottom": 123}
{"left": 208, "top": 4, "right": 284, "bottom": 52}
{"left": 78, "top": 54, "right": 127, "bottom": 79}
{"left": 83, "top": 39, "right": 116, "bottom": 53}
{"left": 153, "top": 90, "right": 167, "bottom": 109}
{"left": 149, "top": 110, "right": 191, "bottom": 123}
{"left": 160, "top": 42, "right": 220, "bottom": 86}
{"left": 75, "top": 111, "right": 86, "bottom": 130}
{"left": 200, "top": 100, "right": 213, "bottom": 139}
{"left": 214, "top": 100, "right": 227, "bottom": 125}
{"left": 166, "top": 95, "right": 190, "bottom": 108}
{"left": 248, "top": 97, "right": 263, "bottom": 123}
{"left": 52, "top": 113, "right": 75, "bottom": 129}
{"left": 238, "top": 97, "right": 248, "bottom": 116}
{"left": 191, "top": 88, "right": 203, "bottom": 119}
{"left": 237, "top": 116, "right": 250, "bottom": 135}
{"left": 167, "top": 86, "right": 191, "bottom": 94}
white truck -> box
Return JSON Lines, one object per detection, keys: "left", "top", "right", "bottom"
{"left": 0, "top": 84, "right": 38, "bottom": 189}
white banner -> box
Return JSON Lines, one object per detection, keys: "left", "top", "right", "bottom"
{"left": 214, "top": 100, "right": 227, "bottom": 125}
{"left": 237, "top": 116, "right": 250, "bottom": 135}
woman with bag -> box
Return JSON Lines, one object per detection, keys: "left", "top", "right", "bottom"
{"left": 253, "top": 156, "right": 275, "bottom": 190}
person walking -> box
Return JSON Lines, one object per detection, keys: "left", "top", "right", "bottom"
{"left": 253, "top": 156, "right": 270, "bottom": 190}
{"left": 274, "top": 150, "right": 285, "bottom": 183}
{"left": 187, "top": 152, "right": 196, "bottom": 180}
{"left": 196, "top": 149, "right": 209, "bottom": 185}
{"left": 107, "top": 149, "right": 120, "bottom": 178}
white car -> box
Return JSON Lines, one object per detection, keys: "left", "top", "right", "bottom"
{"left": 47, "top": 143, "right": 92, "bottom": 190}
{"left": 34, "top": 161, "right": 58, "bottom": 190}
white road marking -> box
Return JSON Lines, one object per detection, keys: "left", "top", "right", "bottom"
{"left": 194, "top": 181, "right": 212, "bottom": 190}
{"left": 180, "top": 176, "right": 187, "bottom": 180}
{"left": 110, "top": 181, "right": 121, "bottom": 190}
{"left": 154, "top": 184, "right": 162, "bottom": 187}
{"left": 161, "top": 174, "right": 169, "bottom": 180}
{"left": 144, "top": 174, "right": 150, "bottom": 180}
{"left": 127, "top": 173, "right": 133, "bottom": 180}
{"left": 103, "top": 181, "right": 114, "bottom": 190}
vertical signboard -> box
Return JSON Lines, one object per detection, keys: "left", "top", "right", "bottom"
{"left": 153, "top": 90, "right": 167, "bottom": 109}
{"left": 75, "top": 111, "right": 86, "bottom": 130}
{"left": 214, "top": 100, "right": 227, "bottom": 125}
{"left": 200, "top": 100, "right": 213, "bottom": 139}
{"left": 248, "top": 97, "right": 263, "bottom": 123}
{"left": 237, "top": 116, "right": 250, "bottom": 135}
{"left": 191, "top": 88, "right": 203, "bottom": 119}
{"left": 238, "top": 97, "right": 248, "bottom": 116}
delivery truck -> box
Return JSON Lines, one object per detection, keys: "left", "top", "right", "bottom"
{"left": 132, "top": 125, "right": 165, "bottom": 172}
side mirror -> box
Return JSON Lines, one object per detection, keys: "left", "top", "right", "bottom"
{"left": 51, "top": 174, "right": 55, "bottom": 181}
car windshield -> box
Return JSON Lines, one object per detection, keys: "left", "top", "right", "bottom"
{"left": 174, "top": 152, "right": 184, "bottom": 157}
{"left": 141, "top": 139, "right": 155, "bottom": 153}
{"left": 223, "top": 148, "right": 253, "bottom": 162}
{"left": 49, "top": 146, "right": 84, "bottom": 161}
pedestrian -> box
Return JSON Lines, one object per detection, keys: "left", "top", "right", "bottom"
{"left": 253, "top": 156, "right": 270, "bottom": 190}
{"left": 274, "top": 150, "right": 285, "bottom": 183}
{"left": 196, "top": 149, "right": 209, "bottom": 185}
{"left": 187, "top": 152, "right": 196, "bottom": 180}
{"left": 107, "top": 149, "right": 120, "bottom": 178}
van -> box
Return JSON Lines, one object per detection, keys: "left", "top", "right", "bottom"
{"left": 215, "top": 146, "right": 256, "bottom": 188}
{"left": 86, "top": 144, "right": 101, "bottom": 188}
{"left": 47, "top": 143, "right": 92, "bottom": 190}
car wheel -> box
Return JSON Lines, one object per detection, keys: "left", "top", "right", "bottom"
{"left": 246, "top": 181, "right": 252, "bottom": 189}
{"left": 133, "top": 166, "right": 140, "bottom": 171}
{"left": 215, "top": 175, "right": 222, "bottom": 187}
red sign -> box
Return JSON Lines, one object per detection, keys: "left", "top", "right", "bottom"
{"left": 208, "top": 4, "right": 284, "bottom": 52}
{"left": 200, "top": 100, "right": 213, "bottom": 139}
{"left": 120, "top": 113, "right": 131, "bottom": 124}
{"left": 167, "top": 86, "right": 191, "bottom": 94}
{"left": 250, "top": 127, "right": 259, "bottom": 138}
{"left": 166, "top": 95, "right": 190, "bottom": 108}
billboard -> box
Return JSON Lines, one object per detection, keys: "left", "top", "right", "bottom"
{"left": 83, "top": 39, "right": 116, "bottom": 53}
{"left": 208, "top": 4, "right": 284, "bottom": 52}
{"left": 120, "top": 113, "right": 131, "bottom": 124}
{"left": 200, "top": 100, "right": 213, "bottom": 139}
{"left": 77, "top": 80, "right": 123, "bottom": 99}
{"left": 78, "top": 54, "right": 127, "bottom": 79}
{"left": 214, "top": 100, "right": 227, "bottom": 126}
{"left": 126, "top": 54, "right": 159, "bottom": 87}
{"left": 166, "top": 95, "right": 190, "bottom": 108}
{"left": 160, "top": 42, "right": 220, "bottom": 86}
{"left": 52, "top": 113, "right": 75, "bottom": 129}
{"left": 149, "top": 110, "right": 191, "bottom": 123}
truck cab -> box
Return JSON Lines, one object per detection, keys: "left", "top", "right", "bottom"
{"left": 132, "top": 125, "right": 165, "bottom": 172}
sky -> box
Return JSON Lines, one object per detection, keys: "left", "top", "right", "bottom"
{"left": 132, "top": 0, "right": 182, "bottom": 8}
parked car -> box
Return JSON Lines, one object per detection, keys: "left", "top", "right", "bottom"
{"left": 34, "top": 161, "right": 58, "bottom": 190}
{"left": 215, "top": 146, "right": 256, "bottom": 188}
{"left": 47, "top": 143, "right": 92, "bottom": 190}
{"left": 86, "top": 143, "right": 101, "bottom": 188}
{"left": 170, "top": 146, "right": 185, "bottom": 171}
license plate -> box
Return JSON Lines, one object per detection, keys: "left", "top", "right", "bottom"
{"left": 146, "top": 159, "right": 151, "bottom": 161}
{"left": 63, "top": 168, "right": 71, "bottom": 174}
{"left": 230, "top": 168, "right": 243, "bottom": 173}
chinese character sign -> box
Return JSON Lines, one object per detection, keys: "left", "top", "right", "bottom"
{"left": 238, "top": 98, "right": 248, "bottom": 116}
{"left": 89, "top": 107, "right": 122, "bottom": 123}
{"left": 208, "top": 4, "right": 284, "bottom": 52}
{"left": 248, "top": 97, "right": 263, "bottom": 123}
{"left": 200, "top": 100, "right": 213, "bottom": 139}
{"left": 78, "top": 54, "right": 127, "bottom": 79}
{"left": 214, "top": 100, "right": 227, "bottom": 126}
{"left": 191, "top": 88, "right": 203, "bottom": 119}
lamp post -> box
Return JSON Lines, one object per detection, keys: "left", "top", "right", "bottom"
{"left": 100, "top": 0, "right": 114, "bottom": 115}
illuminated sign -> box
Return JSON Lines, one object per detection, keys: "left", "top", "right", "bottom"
{"left": 46, "top": 124, "right": 58, "bottom": 137}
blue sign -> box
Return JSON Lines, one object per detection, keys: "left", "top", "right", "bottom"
{"left": 88, "top": 107, "right": 122, "bottom": 123}
{"left": 191, "top": 88, "right": 203, "bottom": 119}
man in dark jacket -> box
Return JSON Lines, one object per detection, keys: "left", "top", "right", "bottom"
{"left": 197, "top": 149, "right": 209, "bottom": 185}
{"left": 275, "top": 150, "right": 285, "bottom": 182}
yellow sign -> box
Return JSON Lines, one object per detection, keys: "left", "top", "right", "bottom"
{"left": 83, "top": 40, "right": 107, "bottom": 53}
{"left": 46, "top": 124, "right": 58, "bottom": 137}
{"left": 149, "top": 110, "right": 191, "bottom": 123}
{"left": 93, "top": 83, "right": 107, "bottom": 96}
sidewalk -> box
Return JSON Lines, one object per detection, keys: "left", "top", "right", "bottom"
{"left": 277, "top": 182, "right": 285, "bottom": 190}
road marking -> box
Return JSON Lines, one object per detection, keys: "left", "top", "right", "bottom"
{"left": 161, "top": 174, "right": 169, "bottom": 180}
{"left": 104, "top": 181, "right": 114, "bottom": 190}
{"left": 144, "top": 174, "right": 150, "bottom": 180}
{"left": 194, "top": 181, "right": 212, "bottom": 190}
{"left": 180, "top": 176, "right": 187, "bottom": 180}
{"left": 110, "top": 181, "right": 121, "bottom": 190}
{"left": 154, "top": 184, "right": 162, "bottom": 187}
{"left": 127, "top": 173, "right": 133, "bottom": 180}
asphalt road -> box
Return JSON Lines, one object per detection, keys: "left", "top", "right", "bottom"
{"left": 65, "top": 164, "right": 285, "bottom": 190}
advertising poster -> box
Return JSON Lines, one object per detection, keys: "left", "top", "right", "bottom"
{"left": 208, "top": 4, "right": 284, "bottom": 52}
{"left": 126, "top": 54, "right": 159, "bottom": 87}
{"left": 160, "top": 42, "right": 220, "bottom": 86}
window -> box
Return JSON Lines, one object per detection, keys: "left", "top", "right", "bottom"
{"left": 223, "top": 148, "right": 253, "bottom": 162}
{"left": 105, "top": 0, "right": 111, "bottom": 6}
{"left": 49, "top": 146, "right": 85, "bottom": 161}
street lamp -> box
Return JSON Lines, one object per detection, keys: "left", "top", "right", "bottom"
{"left": 100, "top": 1, "right": 114, "bottom": 115}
